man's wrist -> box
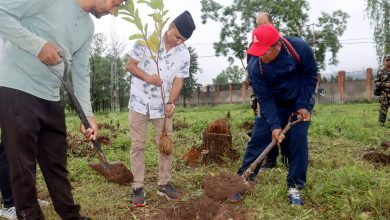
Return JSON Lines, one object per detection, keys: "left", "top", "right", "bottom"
{"left": 167, "top": 102, "right": 175, "bottom": 109}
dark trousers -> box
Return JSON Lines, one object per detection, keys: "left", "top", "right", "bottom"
{"left": 0, "top": 87, "right": 81, "bottom": 220}
{"left": 0, "top": 141, "right": 14, "bottom": 208}
{"left": 237, "top": 112, "right": 310, "bottom": 188}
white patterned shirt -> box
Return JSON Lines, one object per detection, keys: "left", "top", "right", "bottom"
{"left": 128, "top": 35, "right": 190, "bottom": 119}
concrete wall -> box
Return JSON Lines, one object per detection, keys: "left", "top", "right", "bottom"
{"left": 177, "top": 68, "right": 376, "bottom": 106}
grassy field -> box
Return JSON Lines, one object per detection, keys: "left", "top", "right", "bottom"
{"left": 35, "top": 103, "right": 390, "bottom": 219}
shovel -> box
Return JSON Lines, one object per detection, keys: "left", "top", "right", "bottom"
{"left": 47, "top": 52, "right": 133, "bottom": 185}
{"left": 241, "top": 112, "right": 302, "bottom": 181}
{"left": 203, "top": 112, "right": 302, "bottom": 200}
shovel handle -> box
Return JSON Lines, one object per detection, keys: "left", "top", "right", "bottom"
{"left": 241, "top": 112, "right": 303, "bottom": 180}
{"left": 47, "top": 53, "right": 109, "bottom": 164}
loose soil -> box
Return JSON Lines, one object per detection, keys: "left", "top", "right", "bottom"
{"left": 202, "top": 173, "right": 250, "bottom": 201}
{"left": 362, "top": 150, "right": 390, "bottom": 165}
{"left": 381, "top": 141, "right": 390, "bottom": 150}
{"left": 150, "top": 195, "right": 248, "bottom": 220}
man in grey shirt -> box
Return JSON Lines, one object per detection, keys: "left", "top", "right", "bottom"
{"left": 0, "top": 0, "right": 126, "bottom": 219}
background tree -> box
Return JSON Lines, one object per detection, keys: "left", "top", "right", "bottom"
{"left": 181, "top": 46, "right": 201, "bottom": 107}
{"left": 201, "top": 0, "right": 350, "bottom": 70}
{"left": 90, "top": 33, "right": 111, "bottom": 112}
{"left": 88, "top": 33, "right": 129, "bottom": 112}
{"left": 222, "top": 65, "right": 245, "bottom": 84}
{"left": 212, "top": 72, "right": 229, "bottom": 85}
{"left": 365, "top": 0, "right": 390, "bottom": 62}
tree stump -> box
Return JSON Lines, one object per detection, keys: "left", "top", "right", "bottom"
{"left": 201, "top": 119, "right": 238, "bottom": 164}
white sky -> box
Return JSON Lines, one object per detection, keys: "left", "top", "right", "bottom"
{"left": 93, "top": 0, "right": 378, "bottom": 84}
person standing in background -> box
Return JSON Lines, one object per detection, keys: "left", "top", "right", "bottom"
{"left": 374, "top": 54, "right": 390, "bottom": 126}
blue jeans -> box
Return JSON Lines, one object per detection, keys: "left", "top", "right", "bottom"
{"left": 237, "top": 113, "right": 310, "bottom": 188}
{"left": 0, "top": 141, "right": 14, "bottom": 208}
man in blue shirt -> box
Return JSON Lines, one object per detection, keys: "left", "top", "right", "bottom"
{"left": 0, "top": 0, "right": 126, "bottom": 219}
{"left": 231, "top": 24, "right": 318, "bottom": 205}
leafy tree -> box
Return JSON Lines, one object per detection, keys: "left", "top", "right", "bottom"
{"left": 365, "top": 0, "right": 390, "bottom": 62}
{"left": 90, "top": 33, "right": 111, "bottom": 112}
{"left": 212, "top": 65, "right": 245, "bottom": 85}
{"left": 212, "top": 72, "right": 229, "bottom": 85}
{"left": 222, "top": 65, "right": 245, "bottom": 84}
{"left": 201, "top": 0, "right": 350, "bottom": 70}
{"left": 181, "top": 46, "right": 201, "bottom": 107}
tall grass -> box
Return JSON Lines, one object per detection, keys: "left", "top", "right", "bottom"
{"left": 33, "top": 103, "right": 390, "bottom": 219}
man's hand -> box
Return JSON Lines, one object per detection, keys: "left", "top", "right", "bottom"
{"left": 165, "top": 103, "right": 175, "bottom": 118}
{"left": 145, "top": 74, "right": 163, "bottom": 87}
{"left": 272, "top": 128, "right": 285, "bottom": 144}
{"left": 38, "top": 42, "right": 61, "bottom": 65}
{"left": 297, "top": 108, "right": 311, "bottom": 121}
{"left": 80, "top": 116, "right": 98, "bottom": 141}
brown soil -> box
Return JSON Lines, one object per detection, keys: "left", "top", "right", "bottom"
{"left": 149, "top": 195, "right": 248, "bottom": 220}
{"left": 97, "top": 136, "right": 111, "bottom": 145}
{"left": 67, "top": 132, "right": 93, "bottom": 157}
{"left": 381, "top": 141, "right": 390, "bottom": 150}
{"left": 88, "top": 161, "right": 133, "bottom": 185}
{"left": 362, "top": 150, "right": 390, "bottom": 165}
{"left": 184, "top": 147, "right": 202, "bottom": 168}
{"left": 202, "top": 173, "right": 250, "bottom": 201}
{"left": 239, "top": 120, "right": 254, "bottom": 131}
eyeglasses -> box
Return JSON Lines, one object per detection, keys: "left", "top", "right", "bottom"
{"left": 385, "top": 58, "right": 390, "bottom": 62}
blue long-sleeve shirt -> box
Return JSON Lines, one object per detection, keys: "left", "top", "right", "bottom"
{"left": 249, "top": 37, "right": 318, "bottom": 131}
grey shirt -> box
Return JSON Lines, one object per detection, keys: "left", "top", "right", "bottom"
{"left": 0, "top": 0, "right": 94, "bottom": 116}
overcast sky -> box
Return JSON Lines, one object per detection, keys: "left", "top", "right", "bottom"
{"left": 94, "top": 0, "right": 378, "bottom": 84}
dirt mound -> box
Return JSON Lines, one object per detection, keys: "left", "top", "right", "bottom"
{"left": 202, "top": 173, "right": 250, "bottom": 201}
{"left": 184, "top": 147, "right": 202, "bottom": 168}
{"left": 362, "top": 150, "right": 390, "bottom": 165}
{"left": 150, "top": 195, "right": 247, "bottom": 220}
{"left": 381, "top": 141, "right": 390, "bottom": 150}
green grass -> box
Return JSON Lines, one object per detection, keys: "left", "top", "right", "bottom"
{"left": 34, "top": 103, "right": 390, "bottom": 219}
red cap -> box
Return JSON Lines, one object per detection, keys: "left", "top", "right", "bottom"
{"left": 247, "top": 24, "right": 280, "bottom": 57}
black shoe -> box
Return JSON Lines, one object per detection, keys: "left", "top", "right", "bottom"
{"left": 81, "top": 217, "right": 92, "bottom": 220}
{"left": 157, "top": 182, "right": 181, "bottom": 201}
{"left": 132, "top": 187, "right": 146, "bottom": 207}
{"left": 259, "top": 161, "right": 276, "bottom": 173}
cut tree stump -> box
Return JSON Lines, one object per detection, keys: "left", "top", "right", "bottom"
{"left": 201, "top": 118, "right": 238, "bottom": 164}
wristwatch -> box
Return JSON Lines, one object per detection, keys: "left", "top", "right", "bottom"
{"left": 167, "top": 102, "right": 175, "bottom": 109}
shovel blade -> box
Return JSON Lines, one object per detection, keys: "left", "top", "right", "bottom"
{"left": 89, "top": 161, "right": 133, "bottom": 185}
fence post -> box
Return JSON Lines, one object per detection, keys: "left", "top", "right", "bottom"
{"left": 316, "top": 73, "right": 321, "bottom": 104}
{"left": 197, "top": 86, "right": 200, "bottom": 106}
{"left": 229, "top": 83, "right": 233, "bottom": 104}
{"left": 337, "top": 71, "right": 346, "bottom": 103}
{"left": 242, "top": 80, "right": 248, "bottom": 104}
{"left": 366, "top": 68, "right": 373, "bottom": 100}
{"left": 217, "top": 84, "right": 221, "bottom": 104}
{"left": 206, "top": 85, "right": 211, "bottom": 105}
